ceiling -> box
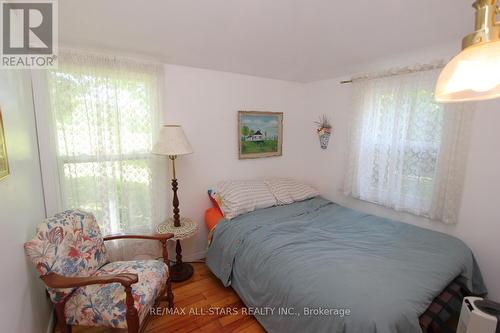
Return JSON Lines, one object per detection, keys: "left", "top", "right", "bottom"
{"left": 59, "top": 0, "right": 473, "bottom": 82}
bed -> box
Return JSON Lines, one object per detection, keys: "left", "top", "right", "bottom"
{"left": 206, "top": 197, "right": 487, "bottom": 333}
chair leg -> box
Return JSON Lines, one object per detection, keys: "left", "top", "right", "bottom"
{"left": 54, "top": 302, "right": 72, "bottom": 333}
{"left": 167, "top": 273, "right": 174, "bottom": 309}
{"left": 160, "top": 238, "right": 174, "bottom": 309}
{"left": 125, "top": 286, "right": 140, "bottom": 333}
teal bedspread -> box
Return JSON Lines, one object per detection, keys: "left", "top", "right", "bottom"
{"left": 206, "top": 197, "right": 486, "bottom": 333}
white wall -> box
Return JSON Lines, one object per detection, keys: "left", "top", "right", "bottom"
{"left": 0, "top": 71, "right": 52, "bottom": 332}
{"left": 303, "top": 42, "right": 500, "bottom": 300}
{"left": 162, "top": 64, "right": 310, "bottom": 259}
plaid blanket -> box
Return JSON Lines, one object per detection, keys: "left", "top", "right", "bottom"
{"left": 419, "top": 276, "right": 472, "bottom": 333}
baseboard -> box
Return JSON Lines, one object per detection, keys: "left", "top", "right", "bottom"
{"left": 46, "top": 309, "right": 55, "bottom": 333}
{"left": 179, "top": 249, "right": 207, "bottom": 263}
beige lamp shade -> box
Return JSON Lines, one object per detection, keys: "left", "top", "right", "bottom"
{"left": 152, "top": 125, "right": 193, "bottom": 156}
{"left": 435, "top": 41, "right": 500, "bottom": 102}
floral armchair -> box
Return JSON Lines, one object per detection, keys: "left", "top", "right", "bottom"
{"left": 24, "top": 209, "right": 174, "bottom": 333}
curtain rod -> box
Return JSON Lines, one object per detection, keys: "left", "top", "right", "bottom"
{"left": 340, "top": 60, "right": 446, "bottom": 85}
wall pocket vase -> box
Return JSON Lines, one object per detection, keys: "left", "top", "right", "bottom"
{"left": 315, "top": 115, "right": 332, "bottom": 150}
{"left": 318, "top": 128, "right": 331, "bottom": 149}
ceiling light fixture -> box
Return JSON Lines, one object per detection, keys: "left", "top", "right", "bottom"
{"left": 436, "top": 0, "right": 500, "bottom": 102}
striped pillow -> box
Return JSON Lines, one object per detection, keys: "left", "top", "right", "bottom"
{"left": 266, "top": 178, "right": 319, "bottom": 205}
{"left": 215, "top": 180, "right": 277, "bottom": 219}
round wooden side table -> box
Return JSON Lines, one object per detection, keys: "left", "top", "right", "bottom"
{"left": 157, "top": 217, "right": 198, "bottom": 282}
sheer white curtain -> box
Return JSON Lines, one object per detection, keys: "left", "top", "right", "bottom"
{"left": 343, "top": 65, "right": 475, "bottom": 224}
{"left": 47, "top": 50, "right": 168, "bottom": 259}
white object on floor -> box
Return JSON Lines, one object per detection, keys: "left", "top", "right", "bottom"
{"left": 457, "top": 296, "right": 499, "bottom": 333}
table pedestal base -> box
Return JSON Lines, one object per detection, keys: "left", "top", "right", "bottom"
{"left": 170, "top": 262, "right": 194, "bottom": 282}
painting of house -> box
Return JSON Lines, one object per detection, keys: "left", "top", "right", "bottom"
{"left": 238, "top": 111, "right": 283, "bottom": 159}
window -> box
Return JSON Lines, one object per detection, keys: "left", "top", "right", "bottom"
{"left": 46, "top": 52, "right": 166, "bottom": 235}
{"left": 344, "top": 67, "right": 474, "bottom": 224}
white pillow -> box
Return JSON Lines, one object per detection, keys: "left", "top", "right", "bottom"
{"left": 266, "top": 178, "right": 319, "bottom": 205}
{"left": 215, "top": 180, "right": 277, "bottom": 219}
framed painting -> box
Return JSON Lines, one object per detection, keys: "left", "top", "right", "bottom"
{"left": 238, "top": 111, "right": 283, "bottom": 159}
{"left": 0, "top": 108, "right": 8, "bottom": 180}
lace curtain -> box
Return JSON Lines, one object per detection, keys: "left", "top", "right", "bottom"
{"left": 47, "top": 50, "right": 168, "bottom": 259}
{"left": 343, "top": 65, "right": 475, "bottom": 224}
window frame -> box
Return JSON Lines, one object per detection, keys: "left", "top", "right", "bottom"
{"left": 31, "top": 68, "right": 163, "bottom": 225}
{"left": 350, "top": 84, "right": 446, "bottom": 217}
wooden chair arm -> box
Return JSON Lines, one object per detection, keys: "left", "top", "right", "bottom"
{"left": 41, "top": 272, "right": 139, "bottom": 289}
{"left": 103, "top": 233, "right": 174, "bottom": 242}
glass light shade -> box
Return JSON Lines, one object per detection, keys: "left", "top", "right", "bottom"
{"left": 152, "top": 125, "right": 193, "bottom": 156}
{"left": 436, "top": 40, "right": 500, "bottom": 102}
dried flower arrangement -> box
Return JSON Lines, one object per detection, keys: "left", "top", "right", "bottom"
{"left": 315, "top": 115, "right": 332, "bottom": 134}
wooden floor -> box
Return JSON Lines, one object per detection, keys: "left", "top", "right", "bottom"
{"left": 55, "top": 263, "right": 265, "bottom": 333}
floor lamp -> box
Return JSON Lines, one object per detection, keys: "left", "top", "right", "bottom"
{"left": 152, "top": 125, "right": 194, "bottom": 281}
